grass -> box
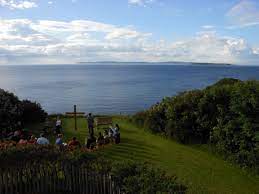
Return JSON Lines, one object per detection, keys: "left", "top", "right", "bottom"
{"left": 49, "top": 116, "right": 259, "bottom": 194}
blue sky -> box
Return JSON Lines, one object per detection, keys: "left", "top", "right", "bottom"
{"left": 0, "top": 0, "right": 259, "bottom": 65}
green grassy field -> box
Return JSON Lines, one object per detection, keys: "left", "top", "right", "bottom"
{"left": 58, "top": 116, "right": 259, "bottom": 194}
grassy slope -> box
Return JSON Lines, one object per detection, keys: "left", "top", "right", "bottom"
{"left": 60, "top": 117, "right": 259, "bottom": 194}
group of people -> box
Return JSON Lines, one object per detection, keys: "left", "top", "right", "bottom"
{"left": 53, "top": 115, "right": 120, "bottom": 150}
{"left": 0, "top": 128, "right": 49, "bottom": 146}
{"left": 0, "top": 113, "right": 121, "bottom": 150}
{"left": 0, "top": 128, "right": 34, "bottom": 144}
{"left": 85, "top": 113, "right": 120, "bottom": 149}
{"left": 85, "top": 123, "right": 120, "bottom": 149}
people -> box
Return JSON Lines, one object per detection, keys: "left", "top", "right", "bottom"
{"left": 108, "top": 127, "right": 114, "bottom": 138}
{"left": 107, "top": 124, "right": 121, "bottom": 144}
{"left": 103, "top": 129, "right": 110, "bottom": 144}
{"left": 55, "top": 134, "right": 63, "bottom": 146}
{"left": 96, "top": 132, "right": 104, "bottom": 146}
{"left": 28, "top": 135, "right": 37, "bottom": 144}
{"left": 55, "top": 116, "right": 62, "bottom": 134}
{"left": 114, "top": 124, "right": 120, "bottom": 144}
{"left": 68, "top": 137, "right": 81, "bottom": 148}
{"left": 10, "top": 129, "right": 22, "bottom": 142}
{"left": 36, "top": 133, "right": 50, "bottom": 145}
{"left": 87, "top": 113, "right": 94, "bottom": 136}
{"left": 18, "top": 136, "right": 28, "bottom": 145}
{"left": 86, "top": 134, "right": 96, "bottom": 149}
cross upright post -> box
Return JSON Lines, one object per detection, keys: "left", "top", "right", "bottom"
{"left": 74, "top": 105, "right": 77, "bottom": 131}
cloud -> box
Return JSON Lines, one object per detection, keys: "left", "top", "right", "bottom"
{"left": 226, "top": 0, "right": 259, "bottom": 28}
{"left": 201, "top": 25, "right": 215, "bottom": 30}
{"left": 0, "top": 0, "right": 37, "bottom": 9}
{"left": 105, "top": 28, "right": 151, "bottom": 40}
{"left": 0, "top": 19, "right": 258, "bottom": 65}
{"left": 128, "top": 0, "right": 155, "bottom": 6}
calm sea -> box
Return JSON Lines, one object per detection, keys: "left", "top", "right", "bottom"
{"left": 0, "top": 63, "right": 259, "bottom": 114}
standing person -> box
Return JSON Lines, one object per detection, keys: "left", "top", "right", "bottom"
{"left": 87, "top": 113, "right": 94, "bottom": 136}
{"left": 55, "top": 116, "right": 62, "bottom": 134}
{"left": 114, "top": 124, "right": 120, "bottom": 144}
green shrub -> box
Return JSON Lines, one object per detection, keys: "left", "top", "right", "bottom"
{"left": 0, "top": 89, "right": 22, "bottom": 130}
{"left": 132, "top": 111, "right": 147, "bottom": 127}
{"left": 132, "top": 78, "right": 259, "bottom": 169}
{"left": 166, "top": 90, "right": 204, "bottom": 143}
{"left": 0, "top": 88, "right": 47, "bottom": 132}
{"left": 0, "top": 146, "right": 187, "bottom": 193}
{"left": 21, "top": 100, "right": 47, "bottom": 124}
{"left": 111, "top": 161, "right": 187, "bottom": 194}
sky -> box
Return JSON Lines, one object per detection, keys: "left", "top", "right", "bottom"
{"left": 0, "top": 0, "right": 259, "bottom": 65}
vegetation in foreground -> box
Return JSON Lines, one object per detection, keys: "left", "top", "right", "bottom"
{"left": 132, "top": 78, "right": 259, "bottom": 170}
{"left": 57, "top": 117, "right": 259, "bottom": 194}
{"left": 0, "top": 88, "right": 47, "bottom": 131}
{"left": 1, "top": 78, "right": 259, "bottom": 193}
{"left": 0, "top": 145, "right": 186, "bottom": 194}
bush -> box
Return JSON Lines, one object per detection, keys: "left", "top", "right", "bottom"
{"left": 21, "top": 100, "right": 47, "bottom": 124}
{"left": 132, "top": 78, "right": 259, "bottom": 169}
{"left": 111, "top": 161, "right": 187, "bottom": 194}
{"left": 210, "top": 81, "right": 259, "bottom": 169}
{"left": 0, "top": 146, "right": 187, "bottom": 193}
{"left": 132, "top": 111, "right": 147, "bottom": 127}
{"left": 0, "top": 89, "right": 22, "bottom": 130}
{"left": 0, "top": 145, "right": 96, "bottom": 167}
{"left": 0, "top": 88, "right": 47, "bottom": 132}
{"left": 166, "top": 90, "right": 204, "bottom": 143}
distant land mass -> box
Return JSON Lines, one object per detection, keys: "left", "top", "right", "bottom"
{"left": 77, "top": 61, "right": 232, "bottom": 66}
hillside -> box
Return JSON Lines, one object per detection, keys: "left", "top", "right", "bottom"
{"left": 60, "top": 117, "right": 259, "bottom": 194}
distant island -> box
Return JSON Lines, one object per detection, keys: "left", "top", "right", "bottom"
{"left": 77, "top": 61, "right": 233, "bottom": 66}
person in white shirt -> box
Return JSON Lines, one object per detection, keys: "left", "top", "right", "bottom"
{"left": 108, "top": 127, "right": 114, "bottom": 138}
{"left": 55, "top": 116, "right": 62, "bottom": 134}
{"left": 37, "top": 133, "right": 50, "bottom": 145}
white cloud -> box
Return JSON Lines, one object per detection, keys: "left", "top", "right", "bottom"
{"left": 253, "top": 47, "right": 259, "bottom": 55}
{"left": 0, "top": 0, "right": 37, "bottom": 9}
{"left": 105, "top": 28, "right": 151, "bottom": 40}
{"left": 128, "top": 0, "right": 155, "bottom": 6}
{"left": 201, "top": 25, "right": 215, "bottom": 30}
{"left": 0, "top": 19, "right": 258, "bottom": 65}
{"left": 226, "top": 0, "right": 259, "bottom": 28}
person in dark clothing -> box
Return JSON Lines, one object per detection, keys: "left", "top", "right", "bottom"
{"left": 86, "top": 134, "right": 96, "bottom": 149}
{"left": 115, "top": 124, "right": 121, "bottom": 144}
{"left": 96, "top": 132, "right": 104, "bottom": 146}
{"left": 87, "top": 113, "right": 94, "bottom": 136}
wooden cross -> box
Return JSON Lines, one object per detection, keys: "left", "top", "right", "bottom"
{"left": 74, "top": 105, "right": 77, "bottom": 131}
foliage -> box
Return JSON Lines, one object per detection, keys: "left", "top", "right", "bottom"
{"left": 210, "top": 81, "right": 259, "bottom": 168}
{"left": 132, "top": 78, "right": 259, "bottom": 169}
{"left": 0, "top": 145, "right": 186, "bottom": 193}
{"left": 166, "top": 90, "right": 204, "bottom": 143}
{"left": 110, "top": 161, "right": 187, "bottom": 194}
{"left": 0, "top": 89, "right": 47, "bottom": 132}
{"left": 20, "top": 100, "right": 47, "bottom": 124}
{"left": 0, "top": 89, "right": 22, "bottom": 130}
{"left": 0, "top": 145, "right": 96, "bottom": 167}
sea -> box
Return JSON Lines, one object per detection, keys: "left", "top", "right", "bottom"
{"left": 0, "top": 63, "right": 259, "bottom": 114}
